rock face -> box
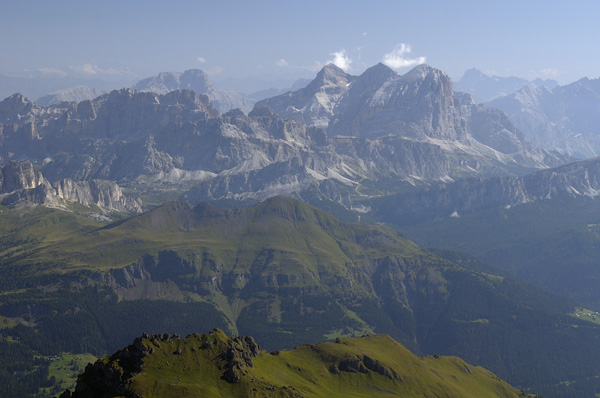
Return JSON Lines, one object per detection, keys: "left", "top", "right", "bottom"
{"left": 0, "top": 161, "right": 142, "bottom": 213}
{"left": 132, "top": 69, "right": 256, "bottom": 114}
{"left": 59, "top": 333, "right": 151, "bottom": 398}
{"left": 489, "top": 78, "right": 600, "bottom": 159}
{"left": 0, "top": 160, "right": 45, "bottom": 192}
{"left": 330, "top": 64, "right": 461, "bottom": 140}
{"left": 53, "top": 179, "right": 143, "bottom": 212}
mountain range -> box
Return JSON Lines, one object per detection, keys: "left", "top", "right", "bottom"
{"left": 454, "top": 68, "right": 558, "bottom": 103}
{"left": 2, "top": 62, "right": 600, "bottom": 398}
{"left": 0, "top": 63, "right": 569, "bottom": 213}
{"left": 489, "top": 76, "right": 600, "bottom": 159}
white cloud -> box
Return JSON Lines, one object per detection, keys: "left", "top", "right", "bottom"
{"left": 382, "top": 44, "right": 426, "bottom": 69}
{"left": 276, "top": 58, "right": 288, "bottom": 67}
{"left": 197, "top": 57, "right": 206, "bottom": 64}
{"left": 68, "top": 63, "right": 131, "bottom": 76}
{"left": 540, "top": 67, "right": 559, "bottom": 78}
{"left": 37, "top": 67, "right": 67, "bottom": 77}
{"left": 327, "top": 49, "right": 352, "bottom": 72}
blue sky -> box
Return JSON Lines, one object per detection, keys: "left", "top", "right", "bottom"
{"left": 1, "top": 0, "right": 598, "bottom": 87}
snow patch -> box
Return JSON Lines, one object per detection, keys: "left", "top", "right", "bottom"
{"left": 306, "top": 168, "right": 327, "bottom": 181}
{"left": 327, "top": 168, "right": 357, "bottom": 186}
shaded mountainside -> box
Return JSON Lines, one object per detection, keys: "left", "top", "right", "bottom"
{"left": 375, "top": 156, "right": 600, "bottom": 226}
{"left": 373, "top": 156, "right": 600, "bottom": 312}
{"left": 1, "top": 197, "right": 600, "bottom": 397}
{"left": 59, "top": 329, "right": 536, "bottom": 398}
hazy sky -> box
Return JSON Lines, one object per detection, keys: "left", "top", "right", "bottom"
{"left": 1, "top": 0, "right": 598, "bottom": 87}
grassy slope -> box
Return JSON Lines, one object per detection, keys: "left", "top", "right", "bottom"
{"left": 0, "top": 206, "right": 101, "bottom": 261}
{"left": 88, "top": 330, "right": 532, "bottom": 398}
{"left": 8, "top": 197, "right": 423, "bottom": 293}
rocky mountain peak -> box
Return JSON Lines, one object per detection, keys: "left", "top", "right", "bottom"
{"left": 134, "top": 69, "right": 213, "bottom": 95}
{"left": 457, "top": 68, "right": 487, "bottom": 86}
{"left": 338, "top": 63, "right": 397, "bottom": 98}
{"left": 359, "top": 62, "right": 397, "bottom": 80}
{"left": 0, "top": 93, "right": 39, "bottom": 123}
{"left": 398, "top": 64, "right": 453, "bottom": 92}
{"left": 179, "top": 69, "right": 212, "bottom": 92}
{"left": 320, "top": 63, "right": 348, "bottom": 78}
{"left": 2, "top": 93, "right": 30, "bottom": 106}
{"left": 133, "top": 71, "right": 200, "bottom": 94}
{"left": 306, "top": 63, "right": 353, "bottom": 92}
{"left": 254, "top": 64, "right": 354, "bottom": 129}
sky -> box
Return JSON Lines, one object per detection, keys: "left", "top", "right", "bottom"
{"left": 1, "top": 0, "right": 598, "bottom": 91}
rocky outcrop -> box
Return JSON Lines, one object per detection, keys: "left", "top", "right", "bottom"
{"left": 60, "top": 334, "right": 151, "bottom": 398}
{"left": 53, "top": 179, "right": 142, "bottom": 213}
{"left": 0, "top": 160, "right": 45, "bottom": 192}
{"left": 0, "top": 161, "right": 142, "bottom": 213}
{"left": 59, "top": 330, "right": 262, "bottom": 397}
{"left": 329, "top": 353, "right": 398, "bottom": 380}
{"left": 220, "top": 335, "right": 262, "bottom": 383}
